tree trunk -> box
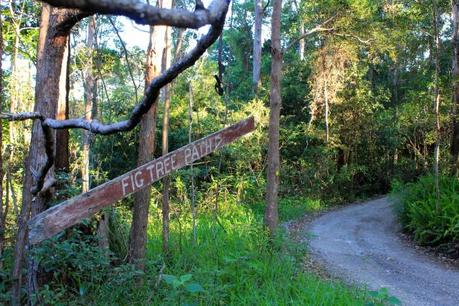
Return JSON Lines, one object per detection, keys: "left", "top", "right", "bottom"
{"left": 82, "top": 16, "right": 97, "bottom": 193}
{"left": 55, "top": 36, "right": 70, "bottom": 171}
{"left": 433, "top": 0, "right": 441, "bottom": 211}
{"left": 129, "top": 2, "right": 170, "bottom": 268}
{"left": 292, "top": 0, "right": 304, "bottom": 60}
{"left": 0, "top": 12, "right": 4, "bottom": 267}
{"left": 299, "top": 20, "right": 305, "bottom": 60}
{"left": 264, "top": 0, "right": 282, "bottom": 236}
{"left": 189, "top": 84, "right": 197, "bottom": 243}
{"left": 11, "top": 5, "right": 74, "bottom": 304}
{"left": 161, "top": 21, "right": 172, "bottom": 256}
{"left": 324, "top": 80, "right": 330, "bottom": 144}
{"left": 253, "top": 0, "right": 263, "bottom": 92}
{"left": 9, "top": 6, "right": 21, "bottom": 145}
{"left": 451, "top": 1, "right": 459, "bottom": 175}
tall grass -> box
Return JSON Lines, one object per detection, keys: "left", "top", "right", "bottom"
{"left": 392, "top": 175, "right": 459, "bottom": 254}
{"left": 82, "top": 196, "right": 369, "bottom": 305}
{"left": 10, "top": 191, "right": 385, "bottom": 305}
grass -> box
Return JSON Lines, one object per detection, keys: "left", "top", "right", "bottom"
{"left": 82, "top": 195, "right": 372, "bottom": 305}
{"left": 5, "top": 191, "right": 396, "bottom": 305}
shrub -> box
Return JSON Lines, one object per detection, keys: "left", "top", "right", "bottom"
{"left": 392, "top": 175, "right": 459, "bottom": 256}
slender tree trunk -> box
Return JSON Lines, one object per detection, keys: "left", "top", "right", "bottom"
{"left": 264, "top": 0, "right": 282, "bottom": 236}
{"left": 433, "top": 0, "right": 442, "bottom": 211}
{"left": 82, "top": 16, "right": 96, "bottom": 193}
{"left": 11, "top": 6, "right": 74, "bottom": 304}
{"left": 189, "top": 84, "right": 197, "bottom": 243}
{"left": 129, "top": 0, "right": 170, "bottom": 267}
{"left": 451, "top": 1, "right": 459, "bottom": 175}
{"left": 392, "top": 62, "right": 399, "bottom": 166}
{"left": 292, "top": 0, "right": 304, "bottom": 60}
{"left": 324, "top": 80, "right": 330, "bottom": 144}
{"left": 0, "top": 13, "right": 4, "bottom": 267}
{"left": 299, "top": 20, "right": 305, "bottom": 60}
{"left": 161, "top": 21, "right": 172, "bottom": 256}
{"left": 9, "top": 11, "right": 21, "bottom": 145}
{"left": 253, "top": 0, "right": 263, "bottom": 92}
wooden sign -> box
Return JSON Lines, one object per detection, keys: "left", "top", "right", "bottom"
{"left": 28, "top": 116, "right": 255, "bottom": 245}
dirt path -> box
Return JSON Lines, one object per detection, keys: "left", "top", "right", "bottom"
{"left": 307, "top": 197, "right": 459, "bottom": 306}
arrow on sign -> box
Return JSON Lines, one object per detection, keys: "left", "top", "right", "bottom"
{"left": 28, "top": 116, "right": 255, "bottom": 245}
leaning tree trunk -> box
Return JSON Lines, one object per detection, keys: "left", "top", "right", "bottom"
{"left": 264, "top": 0, "right": 282, "bottom": 236}
{"left": 253, "top": 0, "right": 263, "bottom": 92}
{"left": 451, "top": 0, "right": 459, "bottom": 176}
{"left": 129, "top": 6, "right": 170, "bottom": 269}
{"left": 11, "top": 5, "right": 75, "bottom": 305}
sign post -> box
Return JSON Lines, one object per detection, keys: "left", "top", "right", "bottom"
{"left": 28, "top": 117, "right": 255, "bottom": 245}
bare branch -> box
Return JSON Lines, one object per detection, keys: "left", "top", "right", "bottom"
{"left": 286, "top": 27, "right": 334, "bottom": 50}
{"left": 286, "top": 15, "right": 337, "bottom": 50}
{"left": 9, "top": 0, "right": 230, "bottom": 195}
{"left": 44, "top": 15, "right": 227, "bottom": 134}
{"left": 333, "top": 32, "right": 372, "bottom": 45}
{"left": 0, "top": 112, "right": 44, "bottom": 121}
{"left": 41, "top": 0, "right": 229, "bottom": 28}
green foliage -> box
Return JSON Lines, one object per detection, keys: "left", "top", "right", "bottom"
{"left": 367, "top": 287, "right": 402, "bottom": 306}
{"left": 70, "top": 194, "right": 371, "bottom": 305}
{"left": 392, "top": 176, "right": 459, "bottom": 255}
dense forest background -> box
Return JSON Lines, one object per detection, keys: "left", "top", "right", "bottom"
{"left": 1, "top": 0, "right": 458, "bottom": 304}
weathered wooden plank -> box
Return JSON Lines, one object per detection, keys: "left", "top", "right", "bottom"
{"left": 28, "top": 116, "right": 255, "bottom": 245}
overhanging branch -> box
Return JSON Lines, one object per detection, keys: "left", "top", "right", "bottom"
{"left": 41, "top": 0, "right": 229, "bottom": 28}
{"left": 5, "top": 0, "right": 230, "bottom": 195}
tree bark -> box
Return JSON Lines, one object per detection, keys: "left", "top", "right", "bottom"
{"left": 161, "top": 17, "right": 173, "bottom": 257}
{"left": 129, "top": 5, "right": 170, "bottom": 269}
{"left": 292, "top": 0, "right": 304, "bottom": 60}
{"left": 55, "top": 36, "right": 70, "bottom": 170}
{"left": 433, "top": 0, "right": 441, "bottom": 211}
{"left": 11, "top": 5, "right": 75, "bottom": 304}
{"left": 9, "top": 0, "right": 23, "bottom": 145}
{"left": 82, "top": 16, "right": 97, "bottom": 193}
{"left": 299, "top": 20, "right": 305, "bottom": 60}
{"left": 253, "top": 0, "right": 263, "bottom": 92}
{"left": 324, "top": 80, "right": 330, "bottom": 144}
{"left": 264, "top": 0, "right": 282, "bottom": 236}
{"left": 0, "top": 12, "right": 4, "bottom": 267}
{"left": 451, "top": 1, "right": 459, "bottom": 175}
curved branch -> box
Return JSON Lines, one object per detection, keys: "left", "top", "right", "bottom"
{"left": 44, "top": 14, "right": 227, "bottom": 134}
{"left": 5, "top": 0, "right": 230, "bottom": 195}
{"left": 41, "top": 0, "right": 229, "bottom": 29}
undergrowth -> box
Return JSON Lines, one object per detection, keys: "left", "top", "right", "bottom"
{"left": 392, "top": 175, "right": 459, "bottom": 257}
{"left": 1, "top": 193, "right": 396, "bottom": 305}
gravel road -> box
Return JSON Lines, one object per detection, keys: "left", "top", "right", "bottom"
{"left": 308, "top": 197, "right": 459, "bottom": 306}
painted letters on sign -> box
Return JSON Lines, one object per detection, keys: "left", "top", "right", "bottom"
{"left": 119, "top": 134, "right": 222, "bottom": 196}
{"left": 28, "top": 117, "right": 255, "bottom": 245}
